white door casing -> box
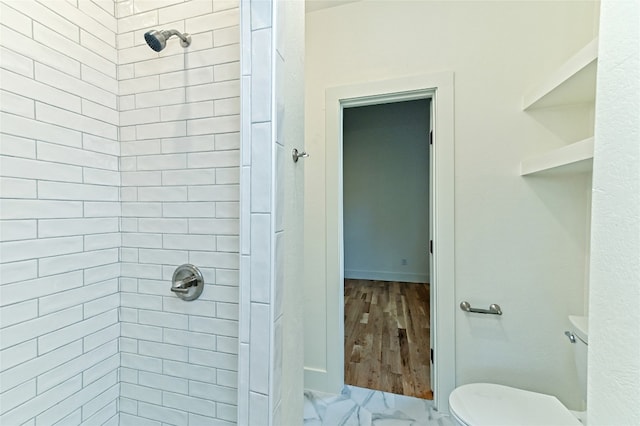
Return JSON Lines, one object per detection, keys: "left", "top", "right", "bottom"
{"left": 429, "top": 101, "right": 436, "bottom": 392}
{"left": 322, "top": 72, "right": 455, "bottom": 411}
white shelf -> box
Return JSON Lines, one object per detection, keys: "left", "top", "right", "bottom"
{"left": 523, "top": 38, "right": 598, "bottom": 110}
{"left": 521, "top": 137, "right": 594, "bottom": 176}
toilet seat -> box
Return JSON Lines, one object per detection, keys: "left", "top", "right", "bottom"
{"left": 449, "top": 383, "right": 582, "bottom": 426}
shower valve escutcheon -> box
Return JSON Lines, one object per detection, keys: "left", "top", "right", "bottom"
{"left": 171, "top": 264, "right": 204, "bottom": 301}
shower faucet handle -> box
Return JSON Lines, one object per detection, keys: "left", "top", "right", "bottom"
{"left": 171, "top": 275, "right": 197, "bottom": 293}
{"left": 170, "top": 264, "right": 204, "bottom": 301}
{"left": 173, "top": 274, "right": 198, "bottom": 289}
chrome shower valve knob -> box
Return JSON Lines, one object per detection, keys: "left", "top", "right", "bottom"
{"left": 171, "top": 264, "right": 204, "bottom": 301}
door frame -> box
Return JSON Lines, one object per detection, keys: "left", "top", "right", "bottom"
{"left": 324, "top": 72, "right": 455, "bottom": 412}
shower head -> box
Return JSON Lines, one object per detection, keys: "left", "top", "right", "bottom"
{"left": 144, "top": 29, "right": 191, "bottom": 52}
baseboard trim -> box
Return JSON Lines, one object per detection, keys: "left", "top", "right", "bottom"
{"left": 344, "top": 269, "right": 429, "bottom": 283}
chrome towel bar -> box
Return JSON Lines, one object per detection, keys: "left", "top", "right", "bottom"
{"left": 460, "top": 301, "right": 502, "bottom": 315}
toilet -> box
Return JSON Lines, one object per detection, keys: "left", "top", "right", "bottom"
{"left": 449, "top": 315, "right": 588, "bottom": 426}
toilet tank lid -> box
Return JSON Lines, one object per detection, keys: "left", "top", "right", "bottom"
{"left": 569, "top": 315, "right": 588, "bottom": 343}
{"left": 449, "top": 383, "right": 581, "bottom": 426}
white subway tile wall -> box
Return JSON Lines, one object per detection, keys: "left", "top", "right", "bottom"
{"left": 0, "top": 1, "right": 120, "bottom": 425}
{"left": 1, "top": 0, "right": 240, "bottom": 425}
{"left": 238, "top": 0, "right": 287, "bottom": 424}
{"left": 117, "top": 0, "right": 239, "bottom": 425}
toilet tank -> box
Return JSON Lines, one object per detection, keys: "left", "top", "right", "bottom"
{"left": 568, "top": 315, "right": 588, "bottom": 403}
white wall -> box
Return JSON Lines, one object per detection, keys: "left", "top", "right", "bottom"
{"left": 279, "top": 1, "right": 306, "bottom": 424}
{"left": 305, "top": 0, "right": 598, "bottom": 408}
{"left": 116, "top": 1, "right": 240, "bottom": 425}
{"left": 343, "top": 100, "right": 430, "bottom": 283}
{"left": 588, "top": 0, "right": 640, "bottom": 423}
{"left": 0, "top": 1, "right": 120, "bottom": 424}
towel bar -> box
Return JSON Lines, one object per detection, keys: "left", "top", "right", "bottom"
{"left": 460, "top": 301, "right": 502, "bottom": 315}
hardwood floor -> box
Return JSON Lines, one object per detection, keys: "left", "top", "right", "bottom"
{"left": 344, "top": 279, "right": 433, "bottom": 400}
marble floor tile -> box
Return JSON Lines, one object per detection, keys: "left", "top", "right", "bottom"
{"left": 303, "top": 385, "right": 453, "bottom": 426}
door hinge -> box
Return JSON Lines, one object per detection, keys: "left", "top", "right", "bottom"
{"left": 430, "top": 348, "right": 434, "bottom": 363}
{"left": 429, "top": 240, "right": 433, "bottom": 254}
{"left": 429, "top": 130, "right": 433, "bottom": 145}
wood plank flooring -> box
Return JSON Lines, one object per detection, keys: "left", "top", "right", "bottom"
{"left": 344, "top": 279, "right": 433, "bottom": 400}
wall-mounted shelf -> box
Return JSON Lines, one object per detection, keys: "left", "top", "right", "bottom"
{"left": 521, "top": 37, "right": 598, "bottom": 176}
{"left": 521, "top": 137, "right": 594, "bottom": 176}
{"left": 523, "top": 38, "right": 598, "bottom": 110}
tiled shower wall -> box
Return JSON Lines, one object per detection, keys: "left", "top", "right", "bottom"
{"left": 116, "top": 0, "right": 240, "bottom": 425}
{"left": 1, "top": 0, "right": 241, "bottom": 424}
{"left": 0, "top": 0, "right": 121, "bottom": 424}
{"left": 239, "top": 0, "right": 280, "bottom": 422}
{"left": 239, "top": 1, "right": 305, "bottom": 424}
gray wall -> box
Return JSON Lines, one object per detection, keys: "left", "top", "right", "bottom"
{"left": 343, "top": 99, "right": 430, "bottom": 283}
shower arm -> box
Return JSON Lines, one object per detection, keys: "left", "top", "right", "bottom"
{"left": 164, "top": 29, "right": 191, "bottom": 47}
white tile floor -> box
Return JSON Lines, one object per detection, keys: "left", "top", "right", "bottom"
{"left": 303, "top": 385, "right": 454, "bottom": 426}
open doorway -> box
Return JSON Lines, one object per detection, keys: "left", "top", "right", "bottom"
{"left": 318, "top": 73, "right": 455, "bottom": 411}
{"left": 342, "top": 100, "right": 433, "bottom": 399}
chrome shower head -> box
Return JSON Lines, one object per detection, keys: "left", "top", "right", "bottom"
{"left": 144, "top": 29, "right": 191, "bottom": 52}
